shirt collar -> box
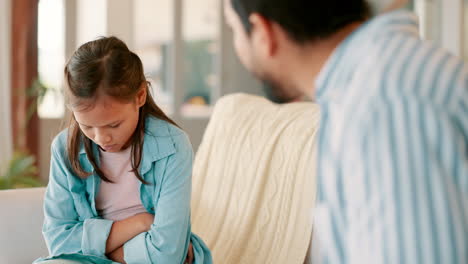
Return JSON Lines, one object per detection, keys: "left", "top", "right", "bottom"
{"left": 314, "top": 9, "right": 419, "bottom": 101}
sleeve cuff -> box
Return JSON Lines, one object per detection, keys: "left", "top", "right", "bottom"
{"left": 81, "top": 218, "right": 114, "bottom": 257}
{"left": 124, "top": 232, "right": 150, "bottom": 264}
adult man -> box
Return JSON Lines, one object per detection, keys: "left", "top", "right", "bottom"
{"left": 224, "top": 0, "right": 468, "bottom": 263}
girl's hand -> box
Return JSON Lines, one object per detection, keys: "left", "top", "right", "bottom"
{"left": 185, "top": 242, "right": 194, "bottom": 264}
{"left": 107, "top": 246, "right": 126, "bottom": 264}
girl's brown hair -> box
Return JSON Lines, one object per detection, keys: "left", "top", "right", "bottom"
{"left": 64, "top": 36, "right": 178, "bottom": 184}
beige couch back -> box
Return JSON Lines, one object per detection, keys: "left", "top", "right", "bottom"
{"left": 0, "top": 187, "right": 48, "bottom": 263}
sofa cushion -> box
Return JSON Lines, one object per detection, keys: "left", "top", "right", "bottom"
{"left": 0, "top": 187, "right": 48, "bottom": 263}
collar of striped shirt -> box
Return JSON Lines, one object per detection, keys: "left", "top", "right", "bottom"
{"left": 314, "top": 9, "right": 419, "bottom": 101}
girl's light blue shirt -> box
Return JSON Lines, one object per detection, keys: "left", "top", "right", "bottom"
{"left": 35, "top": 116, "right": 212, "bottom": 264}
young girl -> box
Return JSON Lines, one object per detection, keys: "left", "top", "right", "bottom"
{"left": 35, "top": 37, "right": 212, "bottom": 264}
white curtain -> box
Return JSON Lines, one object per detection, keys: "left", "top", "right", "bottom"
{"left": 0, "top": 0, "right": 13, "bottom": 171}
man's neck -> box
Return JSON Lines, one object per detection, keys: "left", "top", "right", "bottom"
{"left": 290, "top": 22, "right": 364, "bottom": 99}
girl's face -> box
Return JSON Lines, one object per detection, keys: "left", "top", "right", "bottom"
{"left": 73, "top": 88, "right": 146, "bottom": 153}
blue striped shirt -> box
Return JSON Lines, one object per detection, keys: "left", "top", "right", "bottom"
{"left": 311, "top": 10, "right": 468, "bottom": 264}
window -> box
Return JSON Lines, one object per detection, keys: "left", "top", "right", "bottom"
{"left": 181, "top": 0, "right": 220, "bottom": 118}
{"left": 134, "top": 0, "right": 174, "bottom": 115}
{"left": 38, "top": 0, "right": 65, "bottom": 118}
{"left": 37, "top": 0, "right": 228, "bottom": 120}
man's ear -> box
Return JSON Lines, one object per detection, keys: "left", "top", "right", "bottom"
{"left": 136, "top": 83, "right": 147, "bottom": 108}
{"left": 249, "top": 13, "right": 278, "bottom": 57}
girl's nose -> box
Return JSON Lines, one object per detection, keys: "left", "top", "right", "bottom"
{"left": 95, "top": 132, "right": 112, "bottom": 145}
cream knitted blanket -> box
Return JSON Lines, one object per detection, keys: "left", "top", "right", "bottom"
{"left": 191, "top": 94, "right": 320, "bottom": 264}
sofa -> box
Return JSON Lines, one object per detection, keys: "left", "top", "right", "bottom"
{"left": 0, "top": 94, "right": 320, "bottom": 264}
{"left": 0, "top": 187, "right": 48, "bottom": 263}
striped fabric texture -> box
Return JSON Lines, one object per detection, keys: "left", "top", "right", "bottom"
{"left": 311, "top": 10, "right": 468, "bottom": 264}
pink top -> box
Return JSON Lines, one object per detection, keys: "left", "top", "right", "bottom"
{"left": 95, "top": 146, "right": 147, "bottom": 221}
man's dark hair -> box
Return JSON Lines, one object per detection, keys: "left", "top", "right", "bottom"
{"left": 230, "top": 0, "right": 371, "bottom": 44}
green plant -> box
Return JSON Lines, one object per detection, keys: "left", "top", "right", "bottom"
{"left": 25, "top": 78, "right": 49, "bottom": 124}
{"left": 0, "top": 151, "right": 44, "bottom": 190}
{"left": 0, "top": 78, "right": 49, "bottom": 190}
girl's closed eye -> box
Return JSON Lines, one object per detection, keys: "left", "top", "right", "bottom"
{"left": 109, "top": 123, "right": 121, "bottom": 128}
